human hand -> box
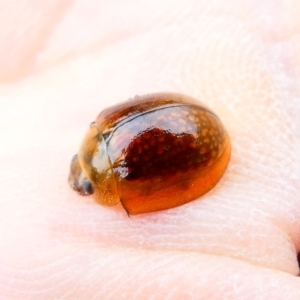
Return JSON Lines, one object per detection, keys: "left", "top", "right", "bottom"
{"left": 1, "top": 0, "right": 300, "bottom": 299}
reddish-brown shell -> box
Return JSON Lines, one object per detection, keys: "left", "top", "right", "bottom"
{"left": 69, "top": 93, "right": 231, "bottom": 215}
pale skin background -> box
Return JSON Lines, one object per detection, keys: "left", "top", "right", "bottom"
{"left": 1, "top": 0, "right": 300, "bottom": 299}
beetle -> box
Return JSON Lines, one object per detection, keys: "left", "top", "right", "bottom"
{"left": 68, "top": 93, "right": 231, "bottom": 215}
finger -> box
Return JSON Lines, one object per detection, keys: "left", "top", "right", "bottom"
{"left": 1, "top": 3, "right": 300, "bottom": 299}
{"left": 2, "top": 0, "right": 300, "bottom": 276}
{"left": 0, "top": 0, "right": 70, "bottom": 81}
{"left": 1, "top": 241, "right": 300, "bottom": 299}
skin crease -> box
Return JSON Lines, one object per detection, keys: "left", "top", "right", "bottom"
{"left": 0, "top": 0, "right": 300, "bottom": 299}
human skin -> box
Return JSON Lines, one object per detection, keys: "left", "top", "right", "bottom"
{"left": 1, "top": 0, "right": 300, "bottom": 299}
